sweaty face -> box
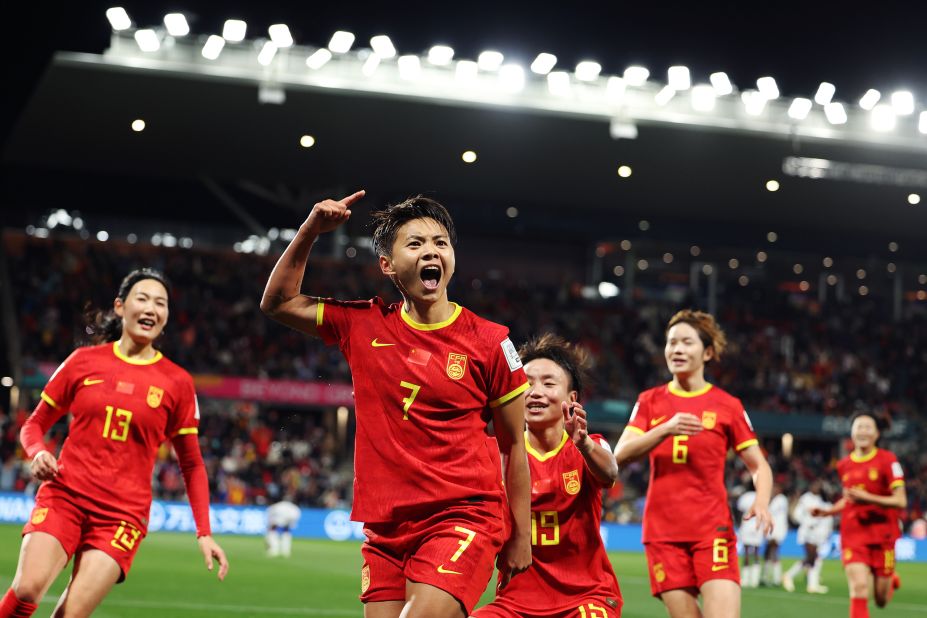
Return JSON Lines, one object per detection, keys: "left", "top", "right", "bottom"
{"left": 380, "top": 218, "right": 455, "bottom": 302}
{"left": 664, "top": 322, "right": 712, "bottom": 377}
{"left": 524, "top": 358, "right": 575, "bottom": 430}
{"left": 115, "top": 279, "right": 169, "bottom": 345}
{"left": 850, "top": 415, "right": 879, "bottom": 450}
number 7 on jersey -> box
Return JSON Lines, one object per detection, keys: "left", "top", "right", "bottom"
{"left": 399, "top": 381, "right": 421, "bottom": 420}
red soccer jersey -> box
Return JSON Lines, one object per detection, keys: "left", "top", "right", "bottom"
{"left": 32, "top": 343, "right": 199, "bottom": 530}
{"left": 837, "top": 448, "right": 904, "bottom": 545}
{"left": 626, "top": 383, "right": 758, "bottom": 543}
{"left": 317, "top": 298, "right": 529, "bottom": 523}
{"left": 487, "top": 431, "right": 622, "bottom": 614}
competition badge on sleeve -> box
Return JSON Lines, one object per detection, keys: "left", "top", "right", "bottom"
{"left": 501, "top": 338, "right": 523, "bottom": 371}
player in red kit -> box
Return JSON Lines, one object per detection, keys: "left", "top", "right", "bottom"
{"left": 261, "top": 192, "right": 531, "bottom": 618}
{"left": 812, "top": 412, "right": 905, "bottom": 618}
{"left": 0, "top": 269, "right": 228, "bottom": 618}
{"left": 614, "top": 310, "right": 772, "bottom": 618}
{"left": 473, "top": 334, "right": 622, "bottom": 618}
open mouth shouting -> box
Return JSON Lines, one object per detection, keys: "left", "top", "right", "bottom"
{"left": 420, "top": 264, "right": 442, "bottom": 291}
{"left": 137, "top": 317, "right": 157, "bottom": 331}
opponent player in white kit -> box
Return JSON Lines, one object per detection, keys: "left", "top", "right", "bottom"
{"left": 266, "top": 497, "right": 302, "bottom": 558}
{"left": 762, "top": 483, "right": 789, "bottom": 585}
{"left": 737, "top": 490, "right": 763, "bottom": 588}
{"left": 783, "top": 480, "right": 834, "bottom": 593}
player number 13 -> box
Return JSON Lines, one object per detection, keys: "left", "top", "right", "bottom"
{"left": 103, "top": 405, "right": 132, "bottom": 442}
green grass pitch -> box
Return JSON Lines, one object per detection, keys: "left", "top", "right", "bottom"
{"left": 1, "top": 525, "right": 925, "bottom": 616}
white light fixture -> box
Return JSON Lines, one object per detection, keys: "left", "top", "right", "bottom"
{"left": 766, "top": 180, "right": 780, "bottom": 192}
{"left": 300, "top": 135, "right": 315, "bottom": 148}
{"left": 498, "top": 64, "right": 525, "bottom": 93}
{"left": 690, "top": 84, "right": 715, "bottom": 111}
{"left": 306, "top": 48, "right": 332, "bottom": 70}
{"left": 623, "top": 66, "right": 649, "bottom": 87}
{"left": 617, "top": 165, "right": 632, "bottom": 178}
{"left": 106, "top": 7, "right": 131, "bottom": 31}
{"left": 202, "top": 35, "right": 225, "bottom": 60}
{"left": 920, "top": 111, "right": 927, "bottom": 134}
{"left": 268, "top": 24, "right": 294, "bottom": 48}
{"left": 257, "top": 42, "right": 277, "bottom": 66}
{"left": 606, "top": 76, "right": 626, "bottom": 105}
{"left": 824, "top": 102, "right": 847, "bottom": 125}
{"left": 222, "top": 19, "right": 247, "bottom": 42}
{"left": 742, "top": 90, "right": 766, "bottom": 116}
{"left": 455, "top": 60, "right": 478, "bottom": 83}
{"left": 427, "top": 45, "right": 454, "bottom": 66}
{"left": 575, "top": 61, "right": 602, "bottom": 82}
{"left": 710, "top": 72, "right": 733, "bottom": 96}
{"left": 891, "top": 90, "right": 914, "bottom": 115}
{"left": 530, "top": 53, "right": 557, "bottom": 75}
{"left": 462, "top": 150, "right": 477, "bottom": 163}
{"left": 328, "top": 31, "right": 355, "bottom": 54}
{"left": 134, "top": 29, "right": 160, "bottom": 53}
{"left": 547, "top": 71, "right": 572, "bottom": 97}
{"left": 163, "top": 13, "right": 189, "bottom": 37}
{"left": 598, "top": 281, "right": 620, "bottom": 298}
{"left": 859, "top": 89, "right": 881, "bottom": 111}
{"left": 97, "top": 230, "right": 109, "bottom": 241}
{"left": 667, "top": 66, "right": 691, "bottom": 90}
{"left": 478, "top": 50, "right": 504, "bottom": 72}
{"left": 397, "top": 55, "right": 422, "bottom": 80}
{"left": 871, "top": 104, "right": 896, "bottom": 132}
{"left": 131, "top": 119, "right": 145, "bottom": 132}
{"left": 655, "top": 85, "right": 675, "bottom": 106}
{"left": 756, "top": 76, "right": 779, "bottom": 100}
{"left": 909, "top": 193, "right": 921, "bottom": 205}
{"left": 788, "top": 97, "right": 812, "bottom": 120}
{"left": 814, "top": 82, "right": 835, "bottom": 105}
{"left": 370, "top": 35, "right": 396, "bottom": 59}
{"left": 361, "top": 54, "right": 380, "bottom": 76}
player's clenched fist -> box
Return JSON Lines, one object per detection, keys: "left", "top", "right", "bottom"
{"left": 301, "top": 190, "right": 365, "bottom": 236}
{"left": 30, "top": 450, "right": 59, "bottom": 481}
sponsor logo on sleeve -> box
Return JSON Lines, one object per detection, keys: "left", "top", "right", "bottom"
{"left": 501, "top": 338, "right": 523, "bottom": 372}
{"left": 891, "top": 462, "right": 904, "bottom": 479}
{"left": 742, "top": 409, "right": 754, "bottom": 430}
{"left": 629, "top": 401, "right": 640, "bottom": 423}
{"left": 194, "top": 395, "right": 200, "bottom": 420}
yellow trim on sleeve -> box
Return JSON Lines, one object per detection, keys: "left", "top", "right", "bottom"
{"left": 489, "top": 381, "right": 529, "bottom": 408}
{"left": 112, "top": 342, "right": 163, "bottom": 366}
{"left": 849, "top": 448, "right": 879, "bottom": 463}
{"left": 525, "top": 430, "right": 569, "bottom": 462}
{"left": 316, "top": 301, "right": 325, "bottom": 327}
{"left": 40, "top": 391, "right": 60, "bottom": 410}
{"left": 400, "top": 303, "right": 463, "bottom": 331}
{"left": 176, "top": 427, "right": 199, "bottom": 436}
{"left": 890, "top": 480, "right": 905, "bottom": 490}
{"left": 667, "top": 381, "right": 713, "bottom": 398}
{"left": 625, "top": 425, "right": 645, "bottom": 436}
{"left": 735, "top": 438, "right": 759, "bottom": 452}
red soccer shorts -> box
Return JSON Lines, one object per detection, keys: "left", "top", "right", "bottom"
{"left": 644, "top": 535, "right": 740, "bottom": 597}
{"left": 360, "top": 500, "right": 505, "bottom": 614}
{"left": 23, "top": 484, "right": 146, "bottom": 582}
{"left": 841, "top": 542, "right": 896, "bottom": 577}
{"left": 473, "top": 595, "right": 622, "bottom": 618}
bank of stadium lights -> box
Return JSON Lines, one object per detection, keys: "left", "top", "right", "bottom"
{"left": 222, "top": 20, "right": 246, "bottom": 42}
{"left": 891, "top": 91, "right": 914, "bottom": 116}
{"left": 531, "top": 53, "right": 557, "bottom": 75}
{"left": 575, "top": 61, "right": 602, "bottom": 82}
{"left": 362, "top": 54, "right": 381, "bottom": 77}
{"left": 655, "top": 85, "right": 675, "bottom": 106}
{"left": 397, "top": 55, "right": 422, "bottom": 80}
{"left": 106, "top": 7, "right": 131, "bottom": 31}
{"left": 623, "top": 66, "right": 649, "bottom": 87}
{"left": 667, "top": 66, "right": 690, "bottom": 90}
{"left": 163, "top": 13, "right": 189, "bottom": 37}
{"left": 606, "top": 76, "right": 626, "bottom": 105}
{"left": 307, "top": 48, "right": 333, "bottom": 70}
{"left": 428, "top": 45, "right": 455, "bottom": 66}
{"left": 824, "top": 102, "right": 847, "bottom": 125}
{"left": 268, "top": 24, "right": 293, "bottom": 48}
{"left": 741, "top": 90, "right": 766, "bottom": 116}
{"left": 258, "top": 42, "right": 278, "bottom": 67}
{"left": 710, "top": 72, "right": 733, "bottom": 96}
{"left": 691, "top": 85, "right": 716, "bottom": 112}
{"left": 859, "top": 89, "right": 881, "bottom": 111}
{"left": 547, "top": 71, "right": 571, "bottom": 97}
{"left": 478, "top": 51, "right": 504, "bottom": 72}
{"left": 134, "top": 29, "right": 160, "bottom": 52}
{"left": 328, "top": 31, "right": 355, "bottom": 54}
{"left": 815, "top": 82, "right": 836, "bottom": 106}
{"left": 756, "top": 76, "right": 779, "bottom": 100}
{"left": 788, "top": 97, "right": 812, "bottom": 120}
{"left": 202, "top": 35, "right": 225, "bottom": 60}
{"left": 455, "top": 60, "right": 478, "bottom": 84}
{"left": 499, "top": 65, "right": 525, "bottom": 93}
{"left": 370, "top": 35, "right": 396, "bottom": 59}
{"left": 871, "top": 104, "right": 896, "bottom": 132}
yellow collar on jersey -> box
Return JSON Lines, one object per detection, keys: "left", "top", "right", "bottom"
{"left": 400, "top": 302, "right": 462, "bottom": 331}
{"left": 525, "top": 430, "right": 569, "bottom": 462}
{"left": 850, "top": 447, "right": 879, "bottom": 463}
{"left": 667, "top": 381, "right": 713, "bottom": 398}
{"left": 112, "top": 341, "right": 163, "bottom": 365}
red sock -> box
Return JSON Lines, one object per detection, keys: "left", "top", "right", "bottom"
{"left": 850, "top": 597, "right": 869, "bottom": 618}
{"left": 0, "top": 588, "right": 38, "bottom": 618}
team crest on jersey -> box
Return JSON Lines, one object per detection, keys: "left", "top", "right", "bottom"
{"left": 702, "top": 411, "right": 717, "bottom": 430}
{"left": 31, "top": 507, "right": 48, "bottom": 525}
{"left": 147, "top": 386, "right": 164, "bottom": 408}
{"left": 446, "top": 353, "right": 468, "bottom": 380}
{"left": 562, "top": 469, "right": 581, "bottom": 495}
{"left": 361, "top": 565, "right": 371, "bottom": 594}
{"left": 869, "top": 468, "right": 879, "bottom": 481}
{"left": 653, "top": 562, "right": 666, "bottom": 583}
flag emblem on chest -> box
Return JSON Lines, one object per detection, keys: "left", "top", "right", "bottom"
{"left": 147, "top": 386, "right": 164, "bottom": 408}
{"left": 446, "top": 353, "right": 467, "bottom": 380}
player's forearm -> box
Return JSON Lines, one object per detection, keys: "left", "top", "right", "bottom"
{"left": 173, "top": 434, "right": 213, "bottom": 537}
{"left": 613, "top": 427, "right": 668, "bottom": 466}
{"left": 749, "top": 458, "right": 773, "bottom": 510}
{"left": 20, "top": 399, "right": 65, "bottom": 459}
{"left": 865, "top": 489, "right": 907, "bottom": 509}
{"left": 504, "top": 441, "right": 532, "bottom": 541}
{"left": 578, "top": 438, "right": 619, "bottom": 485}
{"left": 260, "top": 225, "right": 319, "bottom": 316}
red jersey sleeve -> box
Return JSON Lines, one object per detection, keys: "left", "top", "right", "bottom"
{"left": 625, "top": 392, "right": 651, "bottom": 436}
{"left": 166, "top": 373, "right": 200, "bottom": 438}
{"left": 486, "top": 336, "right": 529, "bottom": 408}
{"left": 885, "top": 452, "right": 905, "bottom": 490}
{"left": 729, "top": 402, "right": 759, "bottom": 452}
{"left": 315, "top": 298, "right": 377, "bottom": 346}
{"left": 39, "top": 349, "right": 81, "bottom": 413}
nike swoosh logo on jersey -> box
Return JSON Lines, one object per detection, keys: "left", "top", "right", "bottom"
{"left": 437, "top": 564, "right": 462, "bottom": 575}
{"left": 650, "top": 415, "right": 667, "bottom": 426}
{"left": 711, "top": 564, "right": 729, "bottom": 572}
{"left": 371, "top": 339, "right": 395, "bottom": 347}
{"left": 83, "top": 378, "right": 104, "bottom": 386}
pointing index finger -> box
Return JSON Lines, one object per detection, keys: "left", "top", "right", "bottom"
{"left": 340, "top": 190, "right": 366, "bottom": 207}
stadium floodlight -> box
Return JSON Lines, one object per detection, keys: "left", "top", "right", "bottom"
{"left": 741, "top": 90, "right": 766, "bottom": 116}
{"left": 757, "top": 76, "right": 779, "bottom": 100}
{"left": 667, "top": 66, "right": 690, "bottom": 90}
{"left": 498, "top": 64, "right": 525, "bottom": 93}
{"left": 222, "top": 19, "right": 247, "bottom": 42}
{"left": 477, "top": 50, "right": 504, "bottom": 72}
{"left": 691, "top": 85, "right": 715, "bottom": 111}
{"left": 920, "top": 111, "right": 927, "bottom": 134}
{"left": 328, "top": 31, "right": 355, "bottom": 54}
{"left": 871, "top": 104, "right": 896, "bottom": 132}
{"left": 655, "top": 85, "right": 675, "bottom": 106}
{"left": 824, "top": 101, "right": 847, "bottom": 125}
{"left": 606, "top": 76, "right": 626, "bottom": 104}
{"left": 710, "top": 72, "right": 733, "bottom": 96}
{"left": 134, "top": 29, "right": 160, "bottom": 52}
{"left": 361, "top": 54, "right": 380, "bottom": 76}
{"left": 623, "top": 66, "right": 649, "bottom": 87}
{"left": 370, "top": 35, "right": 396, "bottom": 58}
{"left": 257, "top": 42, "right": 277, "bottom": 66}
{"left": 787, "top": 97, "right": 812, "bottom": 120}
{"left": 397, "top": 55, "right": 422, "bottom": 80}
{"left": 427, "top": 45, "right": 455, "bottom": 66}
{"left": 890, "top": 90, "right": 914, "bottom": 116}
{"left": 163, "top": 13, "right": 189, "bottom": 37}
{"left": 202, "top": 35, "right": 225, "bottom": 60}
{"left": 455, "top": 59, "right": 478, "bottom": 84}
{"left": 814, "top": 82, "right": 835, "bottom": 105}
{"left": 269, "top": 24, "right": 294, "bottom": 48}
{"left": 859, "top": 89, "right": 881, "bottom": 111}
{"left": 575, "top": 61, "right": 602, "bottom": 82}
{"left": 530, "top": 53, "right": 557, "bottom": 75}
{"left": 598, "top": 282, "right": 619, "bottom": 298}
{"left": 306, "top": 48, "right": 332, "bottom": 70}
{"left": 106, "top": 7, "right": 131, "bottom": 31}
{"left": 547, "top": 71, "right": 572, "bottom": 97}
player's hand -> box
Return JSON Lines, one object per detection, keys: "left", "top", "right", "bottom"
{"left": 30, "top": 450, "right": 58, "bottom": 481}
{"left": 301, "top": 190, "right": 365, "bottom": 236}
{"left": 197, "top": 535, "right": 229, "bottom": 581}
{"left": 744, "top": 503, "right": 774, "bottom": 536}
{"left": 496, "top": 534, "right": 531, "bottom": 591}
{"left": 563, "top": 401, "right": 589, "bottom": 447}
{"left": 662, "top": 413, "right": 702, "bottom": 436}
{"left": 809, "top": 507, "right": 826, "bottom": 517}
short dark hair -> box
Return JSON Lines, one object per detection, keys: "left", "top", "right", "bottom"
{"left": 519, "top": 333, "right": 591, "bottom": 398}
{"left": 370, "top": 196, "right": 457, "bottom": 258}
{"left": 849, "top": 411, "right": 889, "bottom": 434}
{"left": 87, "top": 268, "right": 171, "bottom": 344}
{"left": 667, "top": 309, "right": 728, "bottom": 361}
